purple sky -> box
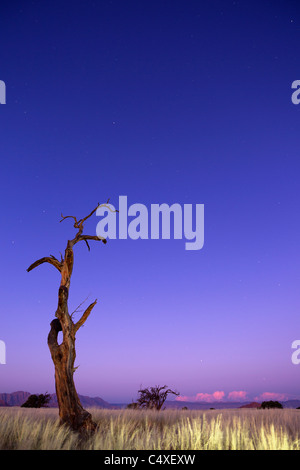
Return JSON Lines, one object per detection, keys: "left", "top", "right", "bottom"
{"left": 0, "top": 0, "right": 300, "bottom": 403}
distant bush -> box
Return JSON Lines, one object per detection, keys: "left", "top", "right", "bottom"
{"left": 21, "top": 393, "right": 51, "bottom": 408}
{"left": 126, "top": 402, "right": 139, "bottom": 409}
{"left": 136, "top": 385, "right": 179, "bottom": 411}
{"left": 181, "top": 406, "right": 188, "bottom": 410}
{"left": 260, "top": 401, "right": 283, "bottom": 409}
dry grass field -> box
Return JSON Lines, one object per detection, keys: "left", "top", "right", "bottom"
{"left": 0, "top": 407, "right": 300, "bottom": 450}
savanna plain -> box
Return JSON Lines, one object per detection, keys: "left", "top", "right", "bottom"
{"left": 0, "top": 407, "right": 300, "bottom": 450}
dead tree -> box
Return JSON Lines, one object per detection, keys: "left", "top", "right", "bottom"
{"left": 137, "top": 385, "right": 179, "bottom": 410}
{"left": 27, "top": 203, "right": 110, "bottom": 434}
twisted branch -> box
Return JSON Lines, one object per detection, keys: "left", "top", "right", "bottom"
{"left": 60, "top": 202, "right": 115, "bottom": 249}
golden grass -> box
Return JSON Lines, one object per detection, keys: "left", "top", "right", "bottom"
{"left": 0, "top": 407, "right": 299, "bottom": 450}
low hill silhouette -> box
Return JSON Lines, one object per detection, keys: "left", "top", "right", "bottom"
{"left": 0, "top": 391, "right": 118, "bottom": 409}
{"left": 239, "top": 402, "right": 261, "bottom": 408}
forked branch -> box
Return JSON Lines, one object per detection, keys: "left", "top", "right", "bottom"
{"left": 27, "top": 203, "right": 109, "bottom": 293}
{"left": 75, "top": 234, "right": 107, "bottom": 248}
{"left": 60, "top": 202, "right": 116, "bottom": 249}
{"left": 60, "top": 203, "right": 100, "bottom": 233}
{"left": 74, "top": 299, "right": 97, "bottom": 332}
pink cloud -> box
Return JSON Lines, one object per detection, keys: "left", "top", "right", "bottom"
{"left": 172, "top": 390, "right": 290, "bottom": 404}
{"left": 175, "top": 395, "right": 189, "bottom": 402}
{"left": 176, "top": 391, "right": 225, "bottom": 403}
{"left": 227, "top": 391, "right": 248, "bottom": 401}
{"left": 196, "top": 391, "right": 225, "bottom": 402}
{"left": 254, "top": 392, "right": 288, "bottom": 402}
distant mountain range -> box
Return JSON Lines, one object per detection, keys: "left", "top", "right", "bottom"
{"left": 0, "top": 391, "right": 30, "bottom": 407}
{"left": 0, "top": 391, "right": 118, "bottom": 409}
{"left": 1, "top": 392, "right": 300, "bottom": 410}
{"left": 164, "top": 400, "right": 254, "bottom": 410}
{"left": 164, "top": 400, "right": 300, "bottom": 410}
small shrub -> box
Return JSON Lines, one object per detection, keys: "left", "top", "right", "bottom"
{"left": 21, "top": 393, "right": 51, "bottom": 408}
{"left": 260, "top": 401, "right": 283, "bottom": 410}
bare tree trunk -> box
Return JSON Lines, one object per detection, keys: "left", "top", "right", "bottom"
{"left": 27, "top": 203, "right": 111, "bottom": 434}
{"left": 48, "top": 309, "right": 96, "bottom": 433}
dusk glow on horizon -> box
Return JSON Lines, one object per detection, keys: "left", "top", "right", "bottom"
{"left": 1, "top": 0, "right": 300, "bottom": 405}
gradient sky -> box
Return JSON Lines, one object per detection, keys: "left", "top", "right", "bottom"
{"left": 0, "top": 0, "right": 300, "bottom": 403}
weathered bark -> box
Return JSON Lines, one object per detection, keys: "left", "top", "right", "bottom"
{"left": 48, "top": 314, "right": 96, "bottom": 433}
{"left": 27, "top": 203, "right": 110, "bottom": 434}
